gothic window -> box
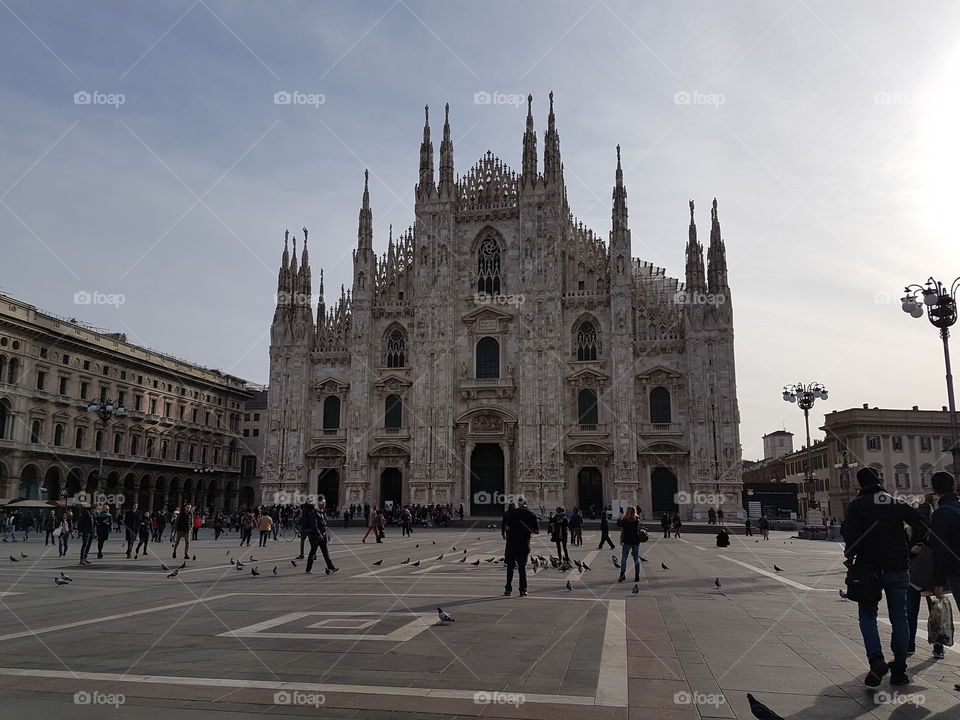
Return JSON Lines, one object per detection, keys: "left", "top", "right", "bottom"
{"left": 385, "top": 327, "right": 407, "bottom": 368}
{"left": 577, "top": 389, "right": 599, "bottom": 426}
{"left": 476, "top": 237, "right": 502, "bottom": 295}
{"left": 385, "top": 394, "right": 402, "bottom": 429}
{"left": 323, "top": 395, "right": 341, "bottom": 430}
{"left": 475, "top": 337, "right": 500, "bottom": 379}
{"left": 650, "top": 387, "right": 672, "bottom": 424}
{"left": 575, "top": 320, "right": 599, "bottom": 361}
{"left": 53, "top": 423, "right": 64, "bottom": 447}
{"left": 0, "top": 357, "right": 5, "bottom": 383}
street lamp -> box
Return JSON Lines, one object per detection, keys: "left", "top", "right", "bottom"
{"left": 782, "top": 382, "right": 829, "bottom": 518}
{"left": 86, "top": 398, "right": 126, "bottom": 497}
{"left": 901, "top": 276, "right": 960, "bottom": 476}
{"left": 833, "top": 446, "right": 859, "bottom": 513}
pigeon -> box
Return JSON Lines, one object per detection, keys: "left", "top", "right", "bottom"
{"left": 611, "top": 555, "right": 620, "bottom": 569}
{"left": 59, "top": 572, "right": 72, "bottom": 582}
{"left": 192, "top": 555, "right": 197, "bottom": 561}
{"left": 452, "top": 547, "right": 456, "bottom": 551}
{"left": 747, "top": 693, "right": 785, "bottom": 720}
{"left": 437, "top": 607, "right": 455, "bottom": 623}
{"left": 532, "top": 564, "right": 538, "bottom": 574}
{"left": 226, "top": 550, "right": 231, "bottom": 556}
{"left": 661, "top": 563, "right": 669, "bottom": 571}
{"left": 581, "top": 561, "right": 590, "bottom": 571}
{"left": 235, "top": 562, "right": 244, "bottom": 571}
{"left": 715, "top": 578, "right": 721, "bottom": 588}
{"left": 458, "top": 557, "right": 466, "bottom": 563}
{"left": 161, "top": 563, "right": 169, "bottom": 571}
{"left": 566, "top": 579, "right": 573, "bottom": 591}
{"left": 574, "top": 560, "right": 583, "bottom": 571}
{"left": 250, "top": 555, "right": 257, "bottom": 562}
{"left": 774, "top": 565, "right": 783, "bottom": 573}
{"left": 436, "top": 554, "right": 443, "bottom": 561}
{"left": 415, "top": 544, "right": 419, "bottom": 548}
{"left": 20, "top": 553, "right": 26, "bottom": 558}
{"left": 9, "top": 556, "right": 17, "bottom": 563}
{"left": 251, "top": 567, "right": 260, "bottom": 576}
{"left": 463, "top": 549, "right": 467, "bottom": 554}
{"left": 412, "top": 560, "right": 421, "bottom": 567}
{"left": 432, "top": 541, "right": 436, "bottom": 545}
{"left": 401, "top": 558, "right": 410, "bottom": 565}
{"left": 838, "top": 589, "right": 848, "bottom": 600}
{"left": 55, "top": 577, "right": 70, "bottom": 586}
{"left": 471, "top": 559, "right": 480, "bottom": 566}
{"left": 372, "top": 559, "right": 383, "bottom": 566}
{"left": 178, "top": 561, "right": 187, "bottom": 570}
{"left": 272, "top": 566, "right": 278, "bottom": 576}
{"left": 290, "top": 560, "right": 297, "bottom": 567}
{"left": 632, "top": 584, "right": 639, "bottom": 595}
{"left": 167, "top": 569, "right": 179, "bottom": 578}
{"left": 485, "top": 558, "right": 496, "bottom": 563}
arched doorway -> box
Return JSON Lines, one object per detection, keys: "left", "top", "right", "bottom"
{"left": 239, "top": 485, "right": 255, "bottom": 511}
{"left": 66, "top": 468, "right": 84, "bottom": 500}
{"left": 577, "top": 467, "right": 603, "bottom": 515}
{"left": 85, "top": 470, "right": 99, "bottom": 495}
{"left": 138, "top": 476, "right": 152, "bottom": 509}
{"left": 651, "top": 467, "right": 679, "bottom": 516}
{"left": 224, "top": 482, "right": 235, "bottom": 513}
{"left": 207, "top": 482, "right": 220, "bottom": 513}
{"left": 470, "top": 444, "right": 504, "bottom": 517}
{"left": 19, "top": 465, "right": 40, "bottom": 500}
{"left": 379, "top": 468, "right": 402, "bottom": 509}
{"left": 168, "top": 478, "right": 180, "bottom": 510}
{"left": 154, "top": 477, "right": 167, "bottom": 512}
{"left": 43, "top": 466, "right": 62, "bottom": 504}
{"left": 318, "top": 469, "right": 340, "bottom": 511}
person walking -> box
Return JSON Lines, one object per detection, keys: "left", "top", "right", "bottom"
{"left": 42, "top": 510, "right": 56, "bottom": 547}
{"left": 503, "top": 499, "right": 539, "bottom": 597}
{"left": 570, "top": 508, "right": 583, "bottom": 546}
{"left": 155, "top": 511, "right": 167, "bottom": 543}
{"left": 301, "top": 496, "right": 338, "bottom": 575}
{"left": 759, "top": 516, "right": 770, "bottom": 541}
{"left": 56, "top": 510, "right": 72, "bottom": 558}
{"left": 744, "top": 517, "right": 753, "bottom": 537}
{"left": 134, "top": 511, "right": 151, "bottom": 558}
{"left": 172, "top": 504, "right": 193, "bottom": 559}
{"left": 905, "top": 492, "right": 942, "bottom": 658}
{"left": 616, "top": 505, "right": 642, "bottom": 583}
{"left": 672, "top": 514, "right": 682, "bottom": 539}
{"left": 362, "top": 506, "right": 380, "bottom": 543}
{"left": 239, "top": 510, "right": 254, "bottom": 547}
{"left": 123, "top": 503, "right": 141, "bottom": 558}
{"left": 213, "top": 514, "right": 224, "bottom": 541}
{"left": 931, "top": 471, "right": 960, "bottom": 605}
{"left": 94, "top": 504, "right": 112, "bottom": 559}
{"left": 842, "top": 466, "right": 926, "bottom": 687}
{"left": 192, "top": 512, "right": 202, "bottom": 541}
{"left": 598, "top": 510, "right": 615, "bottom": 549}
{"left": 660, "top": 513, "right": 671, "bottom": 539}
{"left": 77, "top": 504, "right": 95, "bottom": 565}
{"left": 707, "top": 507, "right": 716, "bottom": 525}
{"left": 342, "top": 507, "right": 351, "bottom": 529}
{"left": 257, "top": 512, "right": 273, "bottom": 547}
{"left": 551, "top": 507, "right": 570, "bottom": 563}
{"left": 717, "top": 508, "right": 725, "bottom": 524}
{"left": 401, "top": 507, "right": 413, "bottom": 537}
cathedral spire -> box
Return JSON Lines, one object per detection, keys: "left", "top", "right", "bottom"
{"left": 417, "top": 104, "right": 434, "bottom": 197}
{"left": 315, "top": 268, "right": 326, "bottom": 330}
{"left": 543, "top": 91, "right": 562, "bottom": 184}
{"left": 707, "top": 197, "right": 729, "bottom": 294}
{"left": 685, "top": 200, "right": 706, "bottom": 293}
{"left": 522, "top": 93, "right": 537, "bottom": 186}
{"left": 299, "top": 226, "right": 311, "bottom": 304}
{"left": 611, "top": 145, "right": 628, "bottom": 238}
{"left": 358, "top": 169, "right": 373, "bottom": 250}
{"left": 438, "top": 103, "right": 455, "bottom": 196}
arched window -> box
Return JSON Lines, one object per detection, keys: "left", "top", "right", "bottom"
{"left": 0, "top": 400, "right": 8, "bottom": 440}
{"left": 575, "top": 320, "right": 599, "bottom": 361}
{"left": 188, "top": 445, "right": 196, "bottom": 462}
{"left": 161, "top": 440, "right": 168, "bottom": 459}
{"left": 95, "top": 430, "right": 103, "bottom": 452}
{"left": 323, "top": 395, "right": 341, "bottom": 430}
{"left": 130, "top": 435, "right": 139, "bottom": 456}
{"left": 113, "top": 432, "right": 122, "bottom": 453}
{"left": 175, "top": 442, "right": 182, "bottom": 461}
{"left": 385, "top": 394, "right": 402, "bottom": 429}
{"left": 0, "top": 356, "right": 5, "bottom": 383}
{"left": 650, "top": 387, "right": 672, "bottom": 424}
{"left": 53, "top": 424, "right": 64, "bottom": 447}
{"left": 577, "top": 389, "right": 599, "bottom": 426}
{"left": 476, "top": 337, "right": 500, "bottom": 379}
{"left": 476, "top": 237, "right": 502, "bottom": 295}
{"left": 385, "top": 328, "right": 407, "bottom": 368}
{"left": 7, "top": 358, "right": 19, "bottom": 385}
{"left": 31, "top": 420, "right": 42, "bottom": 444}
{"left": 146, "top": 436, "right": 154, "bottom": 457}
{"left": 75, "top": 427, "right": 85, "bottom": 449}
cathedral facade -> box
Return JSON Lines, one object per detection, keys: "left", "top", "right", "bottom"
{"left": 264, "top": 94, "right": 742, "bottom": 518}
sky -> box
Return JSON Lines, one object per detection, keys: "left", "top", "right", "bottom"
{"left": 1, "top": 0, "right": 959, "bottom": 462}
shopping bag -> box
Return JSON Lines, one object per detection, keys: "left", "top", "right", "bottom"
{"left": 52, "top": 527, "right": 62, "bottom": 538}
{"left": 927, "top": 596, "right": 955, "bottom": 647}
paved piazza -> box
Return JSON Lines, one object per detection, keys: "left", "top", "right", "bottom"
{"left": 0, "top": 527, "right": 957, "bottom": 719}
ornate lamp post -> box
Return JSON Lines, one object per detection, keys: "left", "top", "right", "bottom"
{"left": 86, "top": 398, "right": 126, "bottom": 497}
{"left": 782, "top": 382, "right": 828, "bottom": 519}
{"left": 833, "top": 446, "right": 859, "bottom": 513}
{"left": 901, "top": 277, "right": 960, "bottom": 476}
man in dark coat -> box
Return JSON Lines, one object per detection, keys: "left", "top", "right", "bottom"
{"left": 301, "top": 496, "right": 338, "bottom": 575}
{"left": 597, "top": 510, "right": 614, "bottom": 549}
{"left": 77, "top": 503, "right": 95, "bottom": 566}
{"left": 503, "top": 499, "right": 539, "bottom": 597}
{"left": 123, "top": 503, "right": 141, "bottom": 558}
{"left": 931, "top": 472, "right": 960, "bottom": 602}
{"left": 842, "top": 467, "right": 926, "bottom": 687}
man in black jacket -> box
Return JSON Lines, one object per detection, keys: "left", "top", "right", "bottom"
{"left": 172, "top": 504, "right": 192, "bottom": 559}
{"left": 123, "top": 503, "right": 141, "bottom": 558}
{"left": 930, "top": 471, "right": 960, "bottom": 602}
{"left": 77, "top": 503, "right": 95, "bottom": 566}
{"left": 842, "top": 467, "right": 926, "bottom": 687}
{"left": 301, "top": 496, "right": 338, "bottom": 575}
{"left": 503, "top": 499, "right": 539, "bottom": 597}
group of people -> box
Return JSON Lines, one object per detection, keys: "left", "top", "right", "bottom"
{"left": 842, "top": 467, "right": 960, "bottom": 688}
{"left": 659, "top": 513, "right": 683, "bottom": 538}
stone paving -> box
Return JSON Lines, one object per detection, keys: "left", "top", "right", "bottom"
{"left": 0, "top": 524, "right": 957, "bottom": 719}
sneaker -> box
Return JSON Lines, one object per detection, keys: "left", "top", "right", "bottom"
{"left": 519, "top": 591, "right": 528, "bottom": 597}
{"left": 328, "top": 567, "right": 339, "bottom": 574}
{"left": 933, "top": 644, "right": 945, "bottom": 659}
{"left": 617, "top": 575, "right": 625, "bottom": 583}
{"left": 305, "top": 570, "right": 313, "bottom": 575}
{"left": 172, "top": 553, "right": 177, "bottom": 559}
{"left": 503, "top": 590, "right": 511, "bottom": 596}
{"left": 864, "top": 658, "right": 889, "bottom": 687}
{"left": 890, "top": 672, "right": 910, "bottom": 686}
{"left": 296, "top": 555, "right": 304, "bottom": 560}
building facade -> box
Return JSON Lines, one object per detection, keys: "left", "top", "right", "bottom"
{"left": 239, "top": 387, "right": 268, "bottom": 503}
{"left": 0, "top": 293, "right": 253, "bottom": 512}
{"left": 265, "top": 95, "right": 743, "bottom": 517}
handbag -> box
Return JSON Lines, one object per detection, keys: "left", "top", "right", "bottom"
{"left": 928, "top": 597, "right": 955, "bottom": 647}
{"left": 638, "top": 527, "right": 649, "bottom": 543}
{"left": 844, "top": 564, "right": 883, "bottom": 603}
{"left": 52, "top": 526, "right": 63, "bottom": 538}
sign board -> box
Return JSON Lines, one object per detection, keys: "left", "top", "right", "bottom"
{"left": 610, "top": 499, "right": 629, "bottom": 519}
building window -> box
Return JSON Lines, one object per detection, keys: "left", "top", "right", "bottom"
{"left": 36, "top": 370, "right": 46, "bottom": 391}
{"left": 95, "top": 430, "right": 103, "bottom": 452}
{"left": 62, "top": 354, "right": 70, "bottom": 365}
{"left": 39, "top": 347, "right": 48, "bottom": 358}
{"left": 192, "top": 408, "right": 197, "bottom": 423}
{"left": 75, "top": 426, "right": 84, "bottom": 449}
{"left": 894, "top": 470, "right": 909, "bottom": 489}
{"left": 650, "top": 387, "right": 672, "bottom": 424}
{"left": 244, "top": 413, "right": 250, "bottom": 421}
{"left": 385, "top": 394, "right": 403, "bottom": 429}
{"left": 117, "top": 391, "right": 125, "bottom": 408}
{"left": 58, "top": 376, "right": 68, "bottom": 395}
{"left": 476, "top": 237, "right": 502, "bottom": 295}
{"left": 149, "top": 398, "right": 157, "bottom": 414}
{"left": 146, "top": 437, "right": 154, "bottom": 458}
{"left": 253, "top": 413, "right": 260, "bottom": 421}
{"left": 99, "top": 386, "right": 107, "bottom": 402}
{"left": 134, "top": 395, "right": 142, "bottom": 411}
{"left": 892, "top": 436, "right": 903, "bottom": 452}
{"left": 867, "top": 436, "right": 881, "bottom": 451}
{"left": 130, "top": 435, "right": 139, "bottom": 455}
{"left": 323, "top": 396, "right": 341, "bottom": 430}
{"left": 83, "top": 360, "right": 90, "bottom": 370}
{"left": 113, "top": 433, "right": 122, "bottom": 453}
{"left": 165, "top": 402, "right": 171, "bottom": 417}
{"left": 201, "top": 446, "right": 207, "bottom": 463}
{"left": 575, "top": 320, "right": 599, "bottom": 361}
{"left": 475, "top": 336, "right": 500, "bottom": 379}
{"left": 30, "top": 420, "right": 42, "bottom": 444}
{"left": 80, "top": 382, "right": 89, "bottom": 400}
{"left": 205, "top": 411, "right": 210, "bottom": 426}
{"left": 179, "top": 406, "right": 185, "bottom": 419}
{"left": 577, "top": 389, "right": 599, "bottom": 426}
{"left": 921, "top": 471, "right": 932, "bottom": 488}
{"left": 6, "top": 358, "right": 18, "bottom": 385}
{"left": 189, "top": 445, "right": 195, "bottom": 462}
{"left": 920, "top": 436, "right": 932, "bottom": 452}
{"left": 241, "top": 456, "right": 257, "bottom": 478}
{"left": 252, "top": 428, "right": 259, "bottom": 437}
{"left": 175, "top": 442, "right": 182, "bottom": 461}
{"left": 243, "top": 428, "right": 250, "bottom": 437}
{"left": 943, "top": 437, "right": 954, "bottom": 452}
{"left": 53, "top": 423, "right": 64, "bottom": 446}
{"left": 385, "top": 327, "right": 407, "bottom": 368}
{"left": 0, "top": 400, "right": 7, "bottom": 440}
{"left": 161, "top": 440, "right": 168, "bottom": 459}
{"left": 102, "top": 365, "right": 109, "bottom": 375}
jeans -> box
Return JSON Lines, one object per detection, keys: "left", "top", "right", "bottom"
{"left": 259, "top": 530, "right": 269, "bottom": 547}
{"left": 504, "top": 547, "right": 528, "bottom": 593}
{"left": 80, "top": 532, "right": 94, "bottom": 561}
{"left": 857, "top": 570, "right": 910, "bottom": 673}
{"left": 620, "top": 543, "right": 640, "bottom": 579}
{"left": 598, "top": 531, "right": 614, "bottom": 549}
{"left": 555, "top": 539, "right": 569, "bottom": 562}
{"left": 58, "top": 533, "right": 69, "bottom": 556}
{"left": 306, "top": 533, "right": 334, "bottom": 573}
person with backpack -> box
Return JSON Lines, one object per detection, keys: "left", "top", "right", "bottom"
{"left": 240, "top": 510, "right": 254, "bottom": 547}
{"left": 931, "top": 471, "right": 960, "bottom": 603}
{"left": 77, "top": 504, "right": 95, "bottom": 565}
{"left": 616, "top": 505, "right": 643, "bottom": 583}
{"left": 134, "top": 511, "right": 151, "bottom": 558}
{"left": 172, "top": 504, "right": 193, "bottom": 559}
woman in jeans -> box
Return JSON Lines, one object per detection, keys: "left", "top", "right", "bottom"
{"left": 906, "top": 493, "right": 944, "bottom": 658}
{"left": 57, "top": 510, "right": 72, "bottom": 558}
{"left": 551, "top": 507, "right": 570, "bottom": 563}
{"left": 617, "top": 505, "right": 642, "bottom": 583}
{"left": 94, "top": 504, "right": 113, "bottom": 559}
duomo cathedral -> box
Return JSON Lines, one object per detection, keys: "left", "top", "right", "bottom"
{"left": 264, "top": 94, "right": 742, "bottom": 518}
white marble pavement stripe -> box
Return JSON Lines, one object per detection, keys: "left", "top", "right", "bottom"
{"left": 595, "top": 599, "right": 628, "bottom": 707}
